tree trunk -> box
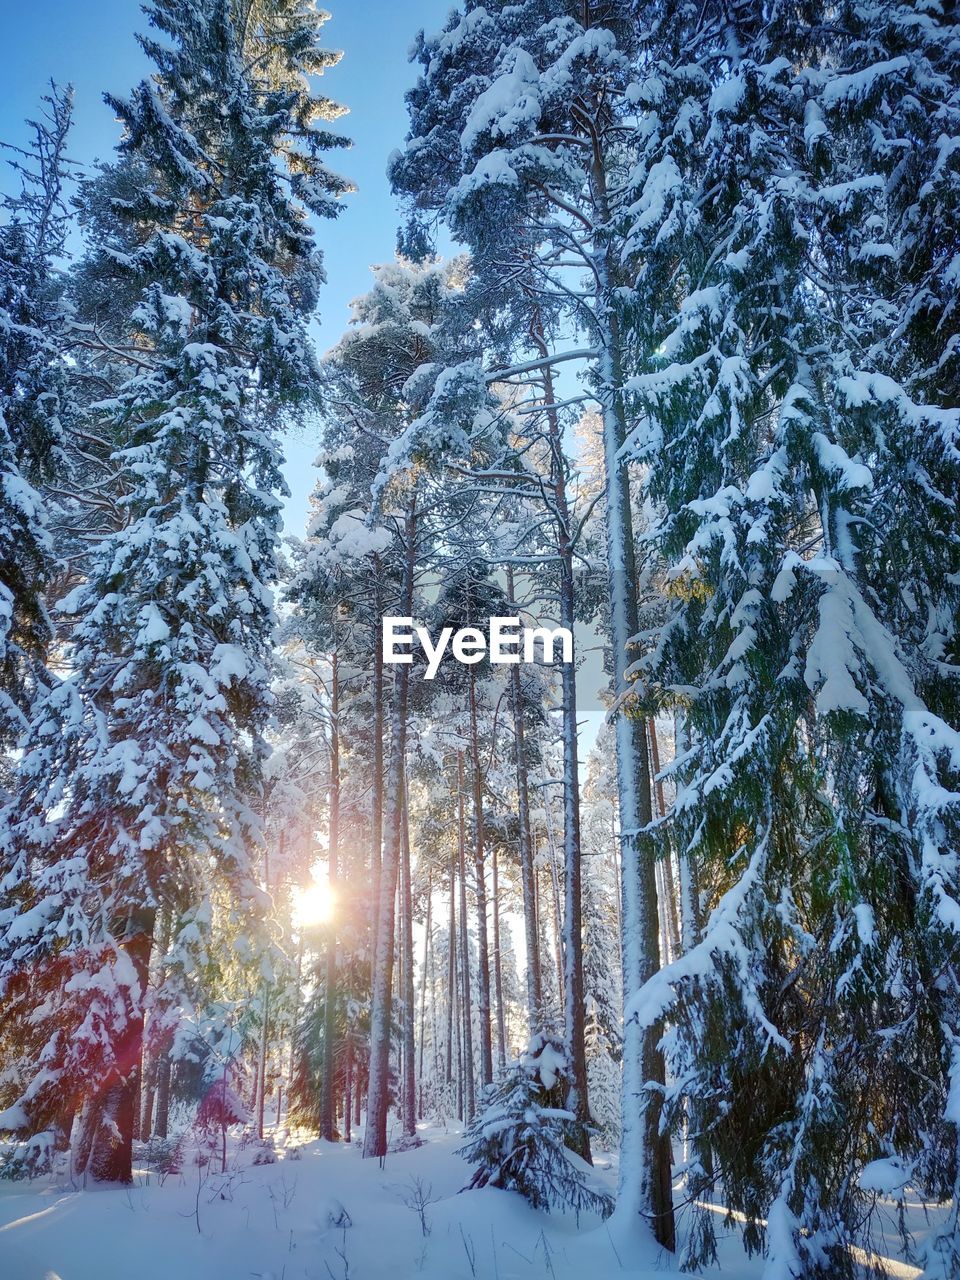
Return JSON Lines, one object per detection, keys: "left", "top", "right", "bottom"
{"left": 595, "top": 244, "right": 675, "bottom": 1247}
{"left": 363, "top": 502, "right": 416, "bottom": 1159}
{"left": 446, "top": 846, "right": 457, "bottom": 1088}
{"left": 370, "top": 565, "right": 384, "bottom": 986}
{"left": 344, "top": 1036, "right": 353, "bottom": 1144}
{"left": 491, "top": 846, "right": 507, "bottom": 1071}
{"left": 418, "top": 874, "right": 432, "bottom": 1118}
{"left": 456, "top": 753, "right": 476, "bottom": 1119}
{"left": 139, "top": 1055, "right": 155, "bottom": 1142}
{"left": 139, "top": 905, "right": 172, "bottom": 1143}
{"left": 74, "top": 906, "right": 156, "bottom": 1183}
{"left": 535, "top": 322, "right": 592, "bottom": 1153}
{"left": 674, "top": 712, "right": 701, "bottom": 952}
{"left": 400, "top": 778, "right": 417, "bottom": 1138}
{"left": 321, "top": 644, "right": 340, "bottom": 1142}
{"left": 454, "top": 951, "right": 464, "bottom": 1121}
{"left": 505, "top": 567, "right": 543, "bottom": 1034}
{"left": 257, "top": 985, "right": 269, "bottom": 1140}
{"left": 547, "top": 834, "right": 566, "bottom": 1018}
{"left": 649, "top": 718, "right": 680, "bottom": 962}
{"left": 558, "top": 516, "right": 590, "bottom": 1152}
{"left": 467, "top": 676, "right": 494, "bottom": 1088}
{"left": 154, "top": 1049, "right": 171, "bottom": 1140}
{"left": 288, "top": 937, "right": 303, "bottom": 1107}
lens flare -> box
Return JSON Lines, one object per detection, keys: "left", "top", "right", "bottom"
{"left": 292, "top": 876, "right": 334, "bottom": 930}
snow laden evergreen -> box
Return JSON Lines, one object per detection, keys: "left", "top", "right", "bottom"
{"left": 458, "top": 1032, "right": 612, "bottom": 1221}
{"left": 615, "top": 1, "right": 960, "bottom": 1274}
{"left": 286, "top": 446, "right": 395, "bottom": 1143}
{"left": 391, "top": 1, "right": 674, "bottom": 1244}
{"left": 0, "top": 0, "right": 348, "bottom": 1182}
{"left": 0, "top": 84, "right": 73, "bottom": 752}
{"left": 312, "top": 257, "right": 505, "bottom": 1158}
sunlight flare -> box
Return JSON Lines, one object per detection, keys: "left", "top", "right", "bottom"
{"left": 292, "top": 875, "right": 334, "bottom": 931}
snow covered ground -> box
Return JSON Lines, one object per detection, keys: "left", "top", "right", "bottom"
{"left": 0, "top": 1122, "right": 940, "bottom": 1279}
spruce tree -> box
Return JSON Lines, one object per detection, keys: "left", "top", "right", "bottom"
{"left": 0, "top": 84, "right": 73, "bottom": 751}
{"left": 620, "top": 1, "right": 960, "bottom": 1272}
{"left": 0, "top": 0, "right": 347, "bottom": 1181}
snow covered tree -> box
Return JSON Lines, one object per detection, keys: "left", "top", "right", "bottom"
{"left": 0, "top": 83, "right": 73, "bottom": 751}
{"left": 618, "top": 1, "right": 960, "bottom": 1272}
{"left": 316, "top": 257, "right": 507, "bottom": 1157}
{"left": 0, "top": 0, "right": 348, "bottom": 1182}
{"left": 458, "top": 1031, "right": 611, "bottom": 1220}
{"left": 288, "top": 446, "right": 396, "bottom": 1142}
{"left": 390, "top": 0, "right": 674, "bottom": 1241}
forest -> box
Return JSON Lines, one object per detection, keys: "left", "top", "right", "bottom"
{"left": 0, "top": 2, "right": 958, "bottom": 1278}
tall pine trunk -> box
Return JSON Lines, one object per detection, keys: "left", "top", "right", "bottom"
{"left": 595, "top": 249, "right": 674, "bottom": 1247}
{"left": 369, "top": 561, "right": 384, "bottom": 986}
{"left": 363, "top": 503, "right": 415, "bottom": 1158}
{"left": 546, "top": 354, "right": 591, "bottom": 1159}
{"left": 256, "top": 985, "right": 269, "bottom": 1140}
{"left": 491, "top": 846, "right": 507, "bottom": 1071}
{"left": 505, "top": 565, "right": 542, "bottom": 1032}
{"left": 344, "top": 1035, "right": 352, "bottom": 1143}
{"left": 400, "top": 778, "right": 417, "bottom": 1138}
{"left": 467, "top": 671, "right": 494, "bottom": 1087}
{"left": 73, "top": 907, "right": 155, "bottom": 1183}
{"left": 321, "top": 645, "right": 340, "bottom": 1142}
{"left": 418, "top": 874, "right": 432, "bottom": 1118}
{"left": 456, "top": 753, "right": 476, "bottom": 1119}
{"left": 446, "top": 847, "right": 457, "bottom": 1090}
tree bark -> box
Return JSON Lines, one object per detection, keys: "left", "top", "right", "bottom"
{"left": 649, "top": 718, "right": 680, "bottom": 962}
{"left": 344, "top": 1035, "right": 352, "bottom": 1144}
{"left": 154, "top": 1049, "right": 171, "bottom": 1140}
{"left": 456, "top": 752, "right": 476, "bottom": 1119}
{"left": 256, "top": 985, "right": 269, "bottom": 1140}
{"left": 467, "top": 673, "right": 494, "bottom": 1088}
{"left": 139, "top": 1055, "right": 155, "bottom": 1142}
{"left": 491, "top": 846, "right": 507, "bottom": 1071}
{"left": 370, "top": 563, "right": 384, "bottom": 986}
{"left": 595, "top": 245, "right": 675, "bottom": 1247}
{"left": 504, "top": 566, "right": 542, "bottom": 1034}
{"left": 321, "top": 644, "right": 340, "bottom": 1142}
{"left": 74, "top": 906, "right": 156, "bottom": 1183}
{"left": 418, "top": 873, "right": 432, "bottom": 1118}
{"left": 446, "top": 846, "right": 457, "bottom": 1088}
{"left": 531, "top": 321, "right": 592, "bottom": 1151}
{"left": 363, "top": 502, "right": 416, "bottom": 1159}
{"left": 400, "top": 777, "right": 417, "bottom": 1138}
{"left": 547, "top": 832, "right": 566, "bottom": 1019}
{"left": 674, "top": 712, "right": 701, "bottom": 952}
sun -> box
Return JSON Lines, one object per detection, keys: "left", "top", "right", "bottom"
{"left": 292, "top": 875, "right": 334, "bottom": 931}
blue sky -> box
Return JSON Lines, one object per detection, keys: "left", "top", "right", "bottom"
{"left": 1, "top": 0, "right": 453, "bottom": 533}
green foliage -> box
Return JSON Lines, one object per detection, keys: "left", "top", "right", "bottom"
{"left": 457, "top": 1034, "right": 611, "bottom": 1220}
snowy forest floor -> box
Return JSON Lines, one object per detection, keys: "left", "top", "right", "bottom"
{"left": 0, "top": 1122, "right": 943, "bottom": 1279}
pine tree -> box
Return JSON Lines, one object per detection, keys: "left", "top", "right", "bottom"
{"left": 619, "top": 1, "right": 960, "bottom": 1272}
{"left": 0, "top": 0, "right": 348, "bottom": 1182}
{"left": 317, "top": 257, "right": 505, "bottom": 1156}
{"left": 457, "top": 1031, "right": 612, "bottom": 1220}
{"left": 390, "top": 1, "right": 674, "bottom": 1242}
{"left": 0, "top": 83, "right": 73, "bottom": 751}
